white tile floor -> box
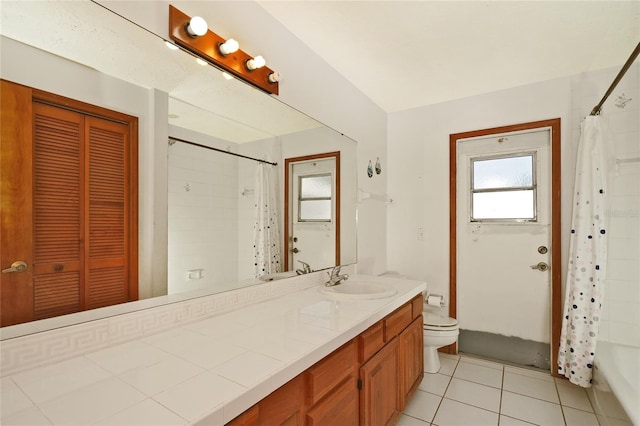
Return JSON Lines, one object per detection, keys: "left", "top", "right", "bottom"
{"left": 400, "top": 353, "right": 599, "bottom": 426}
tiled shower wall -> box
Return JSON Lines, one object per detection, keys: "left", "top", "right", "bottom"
{"left": 168, "top": 141, "right": 240, "bottom": 294}
{"left": 574, "top": 63, "right": 640, "bottom": 347}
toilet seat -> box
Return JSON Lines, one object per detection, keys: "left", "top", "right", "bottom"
{"left": 423, "top": 312, "right": 458, "bottom": 331}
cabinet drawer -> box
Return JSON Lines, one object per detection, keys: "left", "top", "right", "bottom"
{"left": 384, "top": 303, "right": 412, "bottom": 341}
{"left": 411, "top": 294, "right": 424, "bottom": 320}
{"left": 306, "top": 376, "right": 358, "bottom": 426}
{"left": 307, "top": 340, "right": 357, "bottom": 406}
{"left": 358, "top": 320, "right": 385, "bottom": 362}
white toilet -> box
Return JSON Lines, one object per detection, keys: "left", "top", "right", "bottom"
{"left": 423, "top": 310, "right": 459, "bottom": 373}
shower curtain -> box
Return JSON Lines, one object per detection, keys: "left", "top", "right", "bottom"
{"left": 558, "top": 116, "right": 613, "bottom": 387}
{"left": 253, "top": 163, "right": 281, "bottom": 277}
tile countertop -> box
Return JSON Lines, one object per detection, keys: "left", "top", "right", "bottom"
{"left": 0, "top": 275, "right": 426, "bottom": 426}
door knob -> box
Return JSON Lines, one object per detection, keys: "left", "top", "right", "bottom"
{"left": 530, "top": 262, "right": 549, "bottom": 272}
{"left": 2, "top": 261, "right": 28, "bottom": 273}
{"left": 292, "top": 247, "right": 300, "bottom": 253}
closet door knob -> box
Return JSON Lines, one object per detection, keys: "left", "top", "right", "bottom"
{"left": 2, "top": 261, "right": 27, "bottom": 273}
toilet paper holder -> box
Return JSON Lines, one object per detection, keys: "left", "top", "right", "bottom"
{"left": 424, "top": 292, "right": 446, "bottom": 307}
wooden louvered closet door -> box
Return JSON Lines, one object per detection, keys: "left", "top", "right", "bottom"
{"left": 33, "top": 104, "right": 84, "bottom": 319}
{"left": 1, "top": 80, "right": 138, "bottom": 327}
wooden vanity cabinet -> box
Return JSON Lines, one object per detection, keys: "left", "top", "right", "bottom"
{"left": 305, "top": 340, "right": 359, "bottom": 425}
{"left": 306, "top": 376, "right": 359, "bottom": 425}
{"left": 226, "top": 294, "right": 424, "bottom": 426}
{"left": 228, "top": 374, "right": 305, "bottom": 426}
{"left": 358, "top": 294, "right": 424, "bottom": 425}
{"left": 359, "top": 337, "right": 400, "bottom": 426}
{"left": 398, "top": 316, "right": 424, "bottom": 409}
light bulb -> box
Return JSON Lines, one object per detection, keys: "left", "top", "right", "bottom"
{"left": 268, "top": 71, "right": 282, "bottom": 83}
{"left": 186, "top": 16, "right": 208, "bottom": 37}
{"left": 219, "top": 39, "right": 239, "bottom": 55}
{"left": 246, "top": 55, "right": 266, "bottom": 71}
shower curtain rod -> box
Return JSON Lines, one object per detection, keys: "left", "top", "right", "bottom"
{"left": 168, "top": 136, "right": 278, "bottom": 166}
{"left": 590, "top": 41, "right": 640, "bottom": 116}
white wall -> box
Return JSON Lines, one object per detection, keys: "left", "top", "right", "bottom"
{"left": 167, "top": 126, "right": 241, "bottom": 294}
{"left": 388, "top": 64, "right": 639, "bottom": 348}
{"left": 387, "top": 76, "right": 574, "bottom": 296}
{"left": 99, "top": 0, "right": 389, "bottom": 275}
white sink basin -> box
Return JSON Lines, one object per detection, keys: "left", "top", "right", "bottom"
{"left": 319, "top": 281, "right": 397, "bottom": 299}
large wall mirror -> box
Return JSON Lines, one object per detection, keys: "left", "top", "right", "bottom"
{"left": 0, "top": 1, "right": 357, "bottom": 338}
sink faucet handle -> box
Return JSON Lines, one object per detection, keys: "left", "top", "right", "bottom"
{"left": 297, "top": 260, "right": 311, "bottom": 274}
{"left": 331, "top": 265, "right": 341, "bottom": 277}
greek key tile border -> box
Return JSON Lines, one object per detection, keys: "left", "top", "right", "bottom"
{"left": 1, "top": 272, "right": 325, "bottom": 377}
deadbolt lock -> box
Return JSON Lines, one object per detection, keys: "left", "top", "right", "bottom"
{"left": 537, "top": 246, "right": 548, "bottom": 254}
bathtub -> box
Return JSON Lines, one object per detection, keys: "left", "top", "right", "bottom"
{"left": 590, "top": 341, "right": 638, "bottom": 425}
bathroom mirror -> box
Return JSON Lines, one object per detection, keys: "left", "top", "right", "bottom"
{"left": 0, "top": 1, "right": 357, "bottom": 337}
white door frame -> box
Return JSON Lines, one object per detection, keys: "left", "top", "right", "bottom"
{"left": 449, "top": 118, "right": 562, "bottom": 376}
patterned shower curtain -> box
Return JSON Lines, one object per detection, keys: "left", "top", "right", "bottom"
{"left": 253, "top": 163, "right": 281, "bottom": 277}
{"left": 558, "top": 116, "right": 613, "bottom": 387}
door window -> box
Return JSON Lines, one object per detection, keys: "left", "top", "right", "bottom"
{"left": 298, "top": 173, "right": 332, "bottom": 222}
{"left": 470, "top": 153, "right": 536, "bottom": 221}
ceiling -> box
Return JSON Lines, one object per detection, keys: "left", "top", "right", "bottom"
{"left": 257, "top": 1, "right": 640, "bottom": 113}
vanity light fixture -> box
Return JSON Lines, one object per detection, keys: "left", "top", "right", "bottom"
{"left": 246, "top": 55, "right": 266, "bottom": 71}
{"left": 218, "top": 38, "right": 239, "bottom": 55}
{"left": 169, "top": 5, "right": 280, "bottom": 95}
{"left": 186, "top": 16, "right": 208, "bottom": 37}
{"left": 268, "top": 71, "right": 282, "bottom": 83}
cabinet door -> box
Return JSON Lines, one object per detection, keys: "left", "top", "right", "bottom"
{"left": 399, "top": 315, "right": 424, "bottom": 409}
{"left": 306, "top": 376, "right": 358, "bottom": 426}
{"left": 259, "top": 374, "right": 305, "bottom": 426}
{"left": 359, "top": 337, "right": 399, "bottom": 426}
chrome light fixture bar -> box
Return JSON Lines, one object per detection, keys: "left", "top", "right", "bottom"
{"left": 169, "top": 5, "right": 280, "bottom": 95}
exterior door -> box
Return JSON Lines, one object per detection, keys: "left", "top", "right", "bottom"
{"left": 450, "top": 119, "right": 562, "bottom": 371}
{"left": 284, "top": 152, "right": 340, "bottom": 272}
{"left": 0, "top": 80, "right": 138, "bottom": 327}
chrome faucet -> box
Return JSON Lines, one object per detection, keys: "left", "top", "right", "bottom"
{"left": 326, "top": 265, "right": 349, "bottom": 286}
{"left": 296, "top": 260, "right": 312, "bottom": 275}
